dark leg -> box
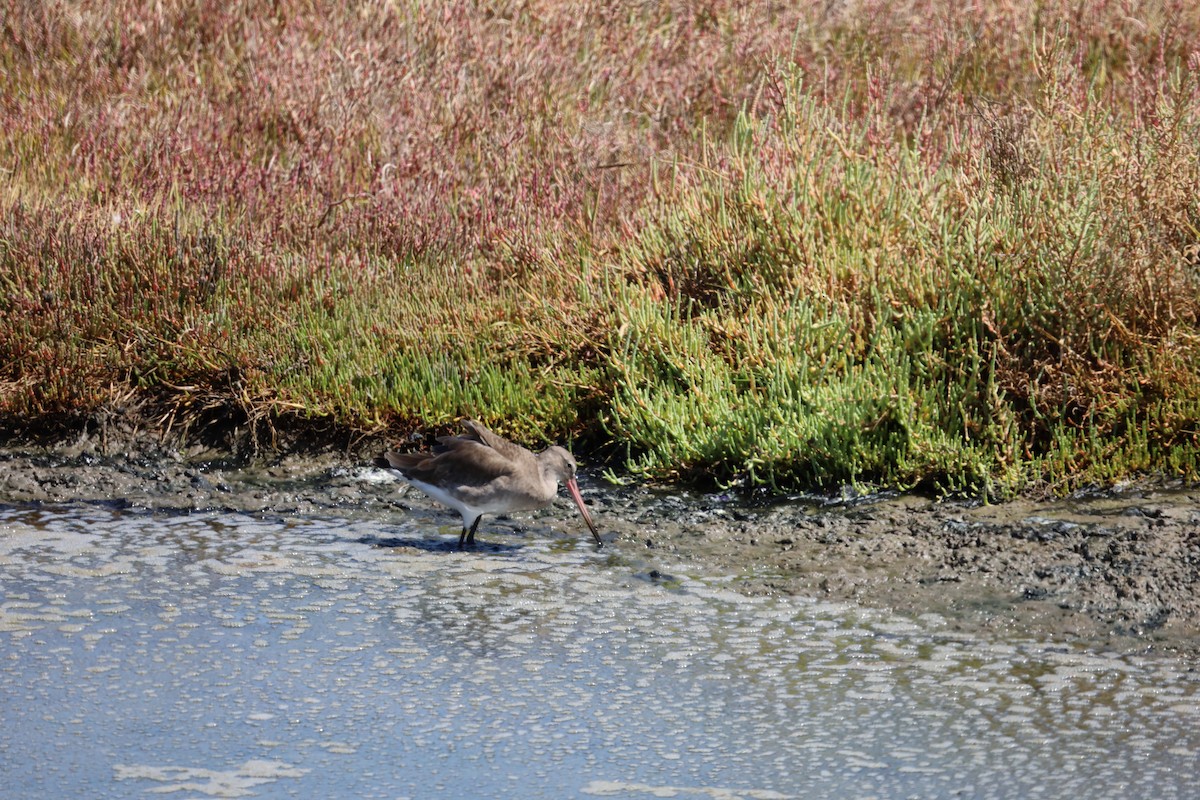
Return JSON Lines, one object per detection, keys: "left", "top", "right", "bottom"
{"left": 465, "top": 515, "right": 482, "bottom": 546}
{"left": 459, "top": 516, "right": 482, "bottom": 549}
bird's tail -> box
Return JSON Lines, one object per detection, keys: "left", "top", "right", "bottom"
{"left": 374, "top": 451, "right": 430, "bottom": 473}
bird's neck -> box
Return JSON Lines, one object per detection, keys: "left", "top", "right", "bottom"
{"left": 535, "top": 458, "right": 561, "bottom": 498}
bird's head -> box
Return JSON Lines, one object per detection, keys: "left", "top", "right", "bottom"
{"left": 541, "top": 446, "right": 601, "bottom": 545}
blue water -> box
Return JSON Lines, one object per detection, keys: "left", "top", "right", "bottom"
{"left": 2, "top": 504, "right": 1198, "bottom": 799}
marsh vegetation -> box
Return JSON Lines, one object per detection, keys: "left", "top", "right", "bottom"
{"left": 3, "top": 1, "right": 1199, "bottom": 494}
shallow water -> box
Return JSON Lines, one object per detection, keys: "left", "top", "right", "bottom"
{"left": 2, "top": 502, "right": 1199, "bottom": 799}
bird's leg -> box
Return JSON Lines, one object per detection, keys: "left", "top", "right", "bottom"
{"left": 459, "top": 516, "right": 483, "bottom": 549}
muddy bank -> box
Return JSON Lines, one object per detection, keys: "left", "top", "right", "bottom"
{"left": 2, "top": 431, "right": 1198, "bottom": 652}
{"left": 609, "top": 486, "right": 1200, "bottom": 651}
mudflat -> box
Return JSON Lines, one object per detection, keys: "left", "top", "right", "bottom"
{"left": 607, "top": 484, "right": 1200, "bottom": 652}
{"left": 2, "top": 430, "right": 1197, "bottom": 654}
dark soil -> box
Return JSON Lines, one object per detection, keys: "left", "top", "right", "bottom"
{"left": 601, "top": 485, "right": 1200, "bottom": 652}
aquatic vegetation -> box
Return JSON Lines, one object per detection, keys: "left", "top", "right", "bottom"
{"left": 2, "top": 1, "right": 1198, "bottom": 494}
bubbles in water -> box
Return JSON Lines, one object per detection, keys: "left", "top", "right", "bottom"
{"left": 1, "top": 504, "right": 1199, "bottom": 799}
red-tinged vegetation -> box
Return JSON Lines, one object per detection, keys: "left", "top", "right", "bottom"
{"left": 1, "top": 1, "right": 1199, "bottom": 492}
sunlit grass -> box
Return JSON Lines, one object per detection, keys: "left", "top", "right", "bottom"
{"left": 2, "top": 1, "right": 1198, "bottom": 494}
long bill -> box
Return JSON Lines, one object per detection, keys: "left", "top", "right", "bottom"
{"left": 566, "top": 477, "right": 602, "bottom": 545}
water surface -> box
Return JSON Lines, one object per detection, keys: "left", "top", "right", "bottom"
{"left": 2, "top": 503, "right": 1198, "bottom": 799}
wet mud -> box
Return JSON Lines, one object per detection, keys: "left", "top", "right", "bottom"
{"left": 2, "top": 433, "right": 1198, "bottom": 653}
{"left": 607, "top": 486, "right": 1200, "bottom": 651}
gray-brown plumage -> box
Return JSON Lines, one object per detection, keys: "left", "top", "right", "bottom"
{"left": 374, "top": 420, "right": 601, "bottom": 548}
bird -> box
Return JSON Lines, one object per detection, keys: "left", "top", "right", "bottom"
{"left": 373, "top": 420, "right": 601, "bottom": 549}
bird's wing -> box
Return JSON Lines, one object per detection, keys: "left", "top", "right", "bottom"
{"left": 457, "top": 419, "right": 530, "bottom": 462}
{"left": 379, "top": 441, "right": 519, "bottom": 490}
{"left": 377, "top": 422, "right": 551, "bottom": 511}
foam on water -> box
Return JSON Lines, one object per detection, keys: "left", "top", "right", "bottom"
{"left": 1, "top": 504, "right": 1199, "bottom": 799}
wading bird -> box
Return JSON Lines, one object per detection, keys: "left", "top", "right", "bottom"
{"left": 374, "top": 420, "right": 601, "bottom": 548}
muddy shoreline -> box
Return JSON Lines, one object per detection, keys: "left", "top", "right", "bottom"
{"left": 2, "top": 429, "right": 1198, "bottom": 654}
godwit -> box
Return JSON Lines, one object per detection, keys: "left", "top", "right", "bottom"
{"left": 374, "top": 420, "right": 602, "bottom": 548}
